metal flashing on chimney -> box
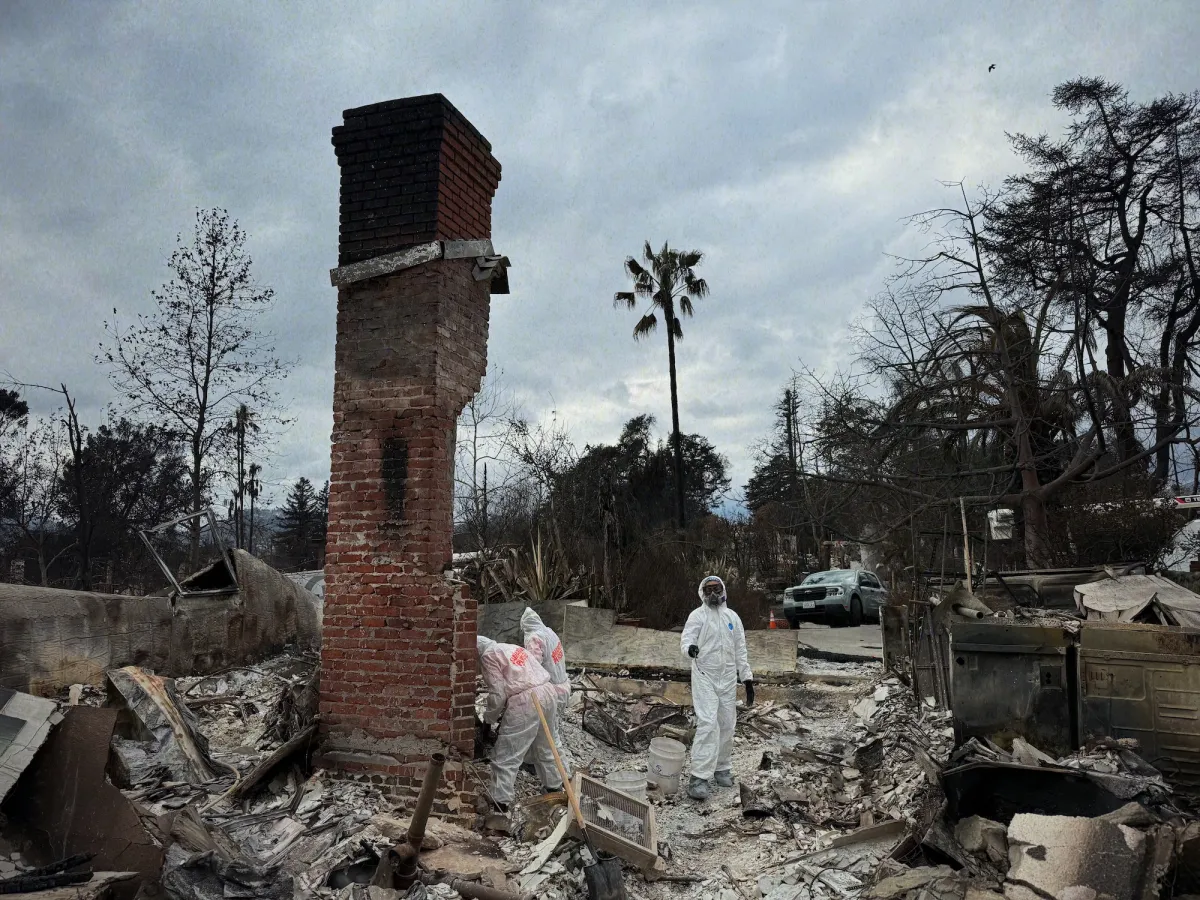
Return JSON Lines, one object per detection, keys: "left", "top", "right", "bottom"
{"left": 329, "top": 239, "right": 508, "bottom": 289}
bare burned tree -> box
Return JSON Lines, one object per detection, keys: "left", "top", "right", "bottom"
{"left": 453, "top": 370, "right": 532, "bottom": 555}
{"left": 0, "top": 389, "right": 29, "bottom": 518}
{"left": 507, "top": 410, "right": 577, "bottom": 543}
{"left": 762, "top": 80, "right": 1200, "bottom": 571}
{"left": 101, "top": 209, "right": 289, "bottom": 568}
{"left": 226, "top": 403, "right": 260, "bottom": 550}
{"left": 796, "top": 180, "right": 1200, "bottom": 568}
{"left": 1, "top": 417, "right": 68, "bottom": 585}
{"left": 3, "top": 381, "right": 94, "bottom": 585}
{"left": 991, "top": 78, "right": 1200, "bottom": 470}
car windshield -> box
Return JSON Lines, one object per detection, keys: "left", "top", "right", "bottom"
{"left": 801, "top": 571, "right": 858, "bottom": 585}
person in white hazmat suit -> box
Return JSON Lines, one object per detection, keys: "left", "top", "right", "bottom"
{"left": 520, "top": 607, "right": 572, "bottom": 774}
{"left": 680, "top": 575, "right": 754, "bottom": 800}
{"left": 477, "top": 635, "right": 566, "bottom": 810}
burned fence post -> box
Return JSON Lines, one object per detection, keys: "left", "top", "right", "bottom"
{"left": 318, "top": 94, "right": 507, "bottom": 812}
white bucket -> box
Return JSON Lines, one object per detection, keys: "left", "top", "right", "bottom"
{"left": 605, "top": 770, "right": 647, "bottom": 802}
{"left": 652, "top": 771, "right": 681, "bottom": 796}
{"left": 647, "top": 736, "right": 686, "bottom": 795}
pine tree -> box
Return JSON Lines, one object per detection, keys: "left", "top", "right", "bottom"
{"left": 278, "top": 477, "right": 317, "bottom": 569}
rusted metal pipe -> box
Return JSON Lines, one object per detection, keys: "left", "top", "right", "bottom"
{"left": 407, "top": 752, "right": 446, "bottom": 850}
{"left": 420, "top": 872, "right": 532, "bottom": 900}
{"left": 392, "top": 843, "right": 420, "bottom": 889}
{"left": 446, "top": 880, "right": 533, "bottom": 900}
{"left": 372, "top": 842, "right": 421, "bottom": 890}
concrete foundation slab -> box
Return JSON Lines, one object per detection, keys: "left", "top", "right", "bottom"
{"left": 794, "top": 623, "right": 884, "bottom": 662}
{"left": 563, "top": 606, "right": 797, "bottom": 677}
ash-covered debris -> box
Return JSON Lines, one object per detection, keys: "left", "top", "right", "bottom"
{"left": 4, "top": 641, "right": 1198, "bottom": 900}
{"left": 501, "top": 658, "right": 1200, "bottom": 900}
{"left": 122, "top": 653, "right": 421, "bottom": 899}
{"left": 6, "top": 654, "right": 516, "bottom": 900}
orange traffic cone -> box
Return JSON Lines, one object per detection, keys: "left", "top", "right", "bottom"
{"left": 769, "top": 610, "right": 779, "bottom": 629}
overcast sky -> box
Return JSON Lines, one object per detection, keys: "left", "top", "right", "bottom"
{"left": 2, "top": 1, "right": 1198, "bottom": 508}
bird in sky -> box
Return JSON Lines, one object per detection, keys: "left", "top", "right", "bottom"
{"left": 988, "top": 64, "right": 996, "bottom": 72}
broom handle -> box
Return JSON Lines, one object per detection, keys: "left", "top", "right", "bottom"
{"left": 532, "top": 694, "right": 588, "bottom": 834}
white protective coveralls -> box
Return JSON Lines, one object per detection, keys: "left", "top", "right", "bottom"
{"left": 521, "top": 607, "right": 572, "bottom": 771}
{"left": 679, "top": 576, "right": 753, "bottom": 781}
{"left": 478, "top": 636, "right": 566, "bottom": 804}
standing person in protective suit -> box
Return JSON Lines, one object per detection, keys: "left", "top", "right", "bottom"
{"left": 477, "top": 636, "right": 566, "bottom": 811}
{"left": 520, "top": 607, "right": 572, "bottom": 774}
{"left": 680, "top": 575, "right": 754, "bottom": 800}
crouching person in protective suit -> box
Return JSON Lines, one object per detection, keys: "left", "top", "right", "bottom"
{"left": 681, "top": 575, "right": 754, "bottom": 800}
{"left": 520, "top": 607, "right": 572, "bottom": 776}
{"left": 477, "top": 636, "right": 565, "bottom": 810}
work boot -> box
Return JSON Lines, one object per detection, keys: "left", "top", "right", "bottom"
{"left": 687, "top": 776, "right": 711, "bottom": 801}
{"left": 483, "top": 800, "right": 510, "bottom": 833}
{"left": 714, "top": 770, "right": 735, "bottom": 788}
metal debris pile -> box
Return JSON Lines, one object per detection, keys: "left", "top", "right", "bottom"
{"left": 579, "top": 685, "right": 691, "bottom": 753}
{"left": 4, "top": 628, "right": 1195, "bottom": 900}
{"left": 10, "top": 655, "right": 535, "bottom": 899}
{"left": 735, "top": 678, "right": 955, "bottom": 838}
{"left": 946, "top": 734, "right": 1175, "bottom": 804}
{"left": 130, "top": 658, "right": 528, "bottom": 899}
{"left": 498, "top": 666, "right": 928, "bottom": 899}
{"left": 989, "top": 606, "right": 1084, "bottom": 632}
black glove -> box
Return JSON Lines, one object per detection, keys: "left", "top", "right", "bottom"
{"left": 744, "top": 680, "right": 755, "bottom": 707}
{"left": 688, "top": 644, "right": 699, "bottom": 659}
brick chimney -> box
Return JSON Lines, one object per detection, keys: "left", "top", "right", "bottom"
{"left": 319, "top": 94, "right": 504, "bottom": 812}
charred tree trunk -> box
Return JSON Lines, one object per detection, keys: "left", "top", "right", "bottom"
{"left": 666, "top": 310, "right": 686, "bottom": 531}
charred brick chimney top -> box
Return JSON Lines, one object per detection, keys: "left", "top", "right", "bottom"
{"left": 319, "top": 95, "right": 502, "bottom": 812}
{"left": 332, "top": 93, "right": 502, "bottom": 265}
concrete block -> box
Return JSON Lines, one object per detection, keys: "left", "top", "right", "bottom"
{"left": 1005, "top": 813, "right": 1146, "bottom": 900}
{"left": 955, "top": 815, "right": 1009, "bottom": 867}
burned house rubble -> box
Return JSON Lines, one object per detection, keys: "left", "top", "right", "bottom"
{"left": 0, "top": 553, "right": 1196, "bottom": 900}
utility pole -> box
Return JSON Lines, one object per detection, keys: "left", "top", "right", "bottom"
{"left": 798, "top": 441, "right": 823, "bottom": 570}
{"left": 247, "top": 463, "right": 261, "bottom": 555}
{"left": 783, "top": 388, "right": 802, "bottom": 571}
{"left": 959, "top": 497, "right": 972, "bottom": 593}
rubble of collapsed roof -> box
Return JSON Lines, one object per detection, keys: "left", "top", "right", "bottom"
{"left": 0, "top": 554, "right": 1197, "bottom": 899}
{"left": 2, "top": 636, "right": 1194, "bottom": 900}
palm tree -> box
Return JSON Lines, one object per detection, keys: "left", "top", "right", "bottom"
{"left": 614, "top": 241, "right": 709, "bottom": 529}
{"left": 228, "top": 404, "right": 259, "bottom": 549}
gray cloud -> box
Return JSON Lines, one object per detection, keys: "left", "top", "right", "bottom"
{"left": 2, "top": 0, "right": 1198, "bottom": 505}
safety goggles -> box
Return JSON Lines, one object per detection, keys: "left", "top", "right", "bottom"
{"left": 701, "top": 582, "right": 724, "bottom": 596}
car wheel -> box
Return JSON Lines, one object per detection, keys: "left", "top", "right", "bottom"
{"left": 849, "top": 596, "right": 864, "bottom": 627}
{"left": 785, "top": 613, "right": 800, "bottom": 629}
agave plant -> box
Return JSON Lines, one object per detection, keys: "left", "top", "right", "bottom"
{"left": 697, "top": 553, "right": 737, "bottom": 587}
{"left": 508, "top": 531, "right": 582, "bottom": 604}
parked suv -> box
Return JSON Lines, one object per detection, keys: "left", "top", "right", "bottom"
{"left": 782, "top": 569, "right": 887, "bottom": 627}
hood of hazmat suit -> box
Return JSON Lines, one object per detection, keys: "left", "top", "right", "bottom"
{"left": 521, "top": 607, "right": 569, "bottom": 688}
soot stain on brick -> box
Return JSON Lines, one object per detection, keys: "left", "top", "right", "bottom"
{"left": 382, "top": 437, "right": 409, "bottom": 523}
